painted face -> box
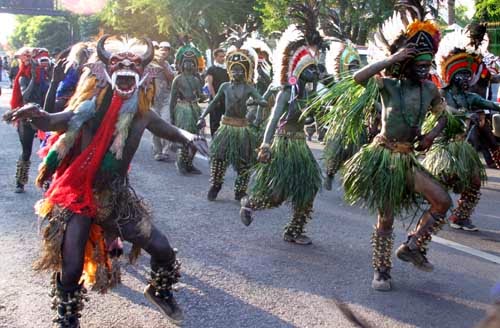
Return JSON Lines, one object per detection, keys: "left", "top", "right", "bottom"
{"left": 230, "top": 64, "right": 245, "bottom": 83}
{"left": 182, "top": 59, "right": 196, "bottom": 73}
{"left": 299, "top": 64, "right": 319, "bottom": 83}
{"left": 452, "top": 70, "right": 471, "bottom": 91}
{"left": 408, "top": 60, "right": 432, "bottom": 82}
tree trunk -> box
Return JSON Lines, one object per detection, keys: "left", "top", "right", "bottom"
{"left": 447, "top": 0, "right": 455, "bottom": 25}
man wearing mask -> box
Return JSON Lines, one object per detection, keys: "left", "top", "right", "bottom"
{"left": 205, "top": 48, "right": 229, "bottom": 136}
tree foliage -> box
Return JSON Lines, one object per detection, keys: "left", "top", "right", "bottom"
{"left": 9, "top": 15, "right": 72, "bottom": 52}
{"left": 99, "top": 0, "right": 257, "bottom": 50}
{"left": 255, "top": 0, "right": 397, "bottom": 45}
{"left": 474, "top": 0, "right": 500, "bottom": 22}
{"left": 454, "top": 4, "right": 470, "bottom": 27}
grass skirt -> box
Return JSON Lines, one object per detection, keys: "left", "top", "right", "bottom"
{"left": 210, "top": 123, "right": 257, "bottom": 167}
{"left": 174, "top": 101, "right": 201, "bottom": 133}
{"left": 343, "top": 142, "right": 425, "bottom": 215}
{"left": 422, "top": 140, "right": 487, "bottom": 193}
{"left": 324, "top": 128, "right": 367, "bottom": 174}
{"left": 249, "top": 135, "right": 322, "bottom": 209}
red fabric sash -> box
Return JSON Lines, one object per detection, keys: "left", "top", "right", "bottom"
{"left": 10, "top": 64, "right": 31, "bottom": 110}
{"left": 45, "top": 93, "right": 124, "bottom": 217}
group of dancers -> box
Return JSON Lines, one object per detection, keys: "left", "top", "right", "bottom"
{"left": 3, "top": 0, "right": 500, "bottom": 326}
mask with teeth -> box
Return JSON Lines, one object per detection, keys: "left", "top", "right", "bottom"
{"left": 97, "top": 35, "right": 154, "bottom": 99}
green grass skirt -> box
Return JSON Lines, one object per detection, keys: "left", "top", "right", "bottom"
{"left": 342, "top": 143, "right": 426, "bottom": 215}
{"left": 210, "top": 123, "right": 257, "bottom": 167}
{"left": 174, "top": 102, "right": 201, "bottom": 133}
{"left": 249, "top": 136, "right": 322, "bottom": 209}
{"left": 323, "top": 128, "right": 367, "bottom": 172}
{"left": 422, "top": 140, "right": 487, "bottom": 192}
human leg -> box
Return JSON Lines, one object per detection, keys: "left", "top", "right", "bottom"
{"left": 283, "top": 202, "right": 314, "bottom": 245}
{"left": 371, "top": 208, "right": 394, "bottom": 291}
{"left": 120, "top": 221, "right": 182, "bottom": 323}
{"left": 15, "top": 122, "right": 36, "bottom": 192}
{"left": 208, "top": 158, "right": 228, "bottom": 201}
{"left": 239, "top": 193, "right": 284, "bottom": 226}
{"left": 448, "top": 175, "right": 481, "bottom": 231}
{"left": 234, "top": 164, "right": 251, "bottom": 201}
{"left": 396, "top": 169, "right": 451, "bottom": 271}
{"left": 52, "top": 214, "right": 92, "bottom": 328}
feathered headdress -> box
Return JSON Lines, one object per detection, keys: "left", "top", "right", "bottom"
{"left": 465, "top": 22, "right": 488, "bottom": 51}
{"left": 273, "top": 0, "right": 323, "bottom": 86}
{"left": 225, "top": 25, "right": 258, "bottom": 83}
{"left": 435, "top": 29, "right": 481, "bottom": 86}
{"left": 175, "top": 38, "right": 205, "bottom": 73}
{"left": 243, "top": 31, "right": 273, "bottom": 83}
{"left": 368, "top": 0, "right": 440, "bottom": 77}
{"left": 322, "top": 8, "right": 361, "bottom": 80}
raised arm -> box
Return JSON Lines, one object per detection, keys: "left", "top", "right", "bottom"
{"left": 353, "top": 45, "right": 417, "bottom": 84}
{"left": 43, "top": 59, "right": 67, "bottom": 113}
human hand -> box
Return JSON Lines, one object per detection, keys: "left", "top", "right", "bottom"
{"left": 390, "top": 44, "right": 417, "bottom": 63}
{"left": 51, "top": 58, "right": 67, "bottom": 83}
{"left": 3, "top": 103, "right": 48, "bottom": 123}
{"left": 257, "top": 144, "right": 271, "bottom": 163}
{"left": 187, "top": 134, "right": 209, "bottom": 157}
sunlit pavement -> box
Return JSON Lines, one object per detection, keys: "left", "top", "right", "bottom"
{"left": 0, "top": 82, "right": 498, "bottom": 328}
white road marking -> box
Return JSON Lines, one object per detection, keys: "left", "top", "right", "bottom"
{"left": 433, "top": 236, "right": 500, "bottom": 265}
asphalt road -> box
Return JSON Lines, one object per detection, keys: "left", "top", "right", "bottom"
{"left": 0, "top": 83, "right": 498, "bottom": 328}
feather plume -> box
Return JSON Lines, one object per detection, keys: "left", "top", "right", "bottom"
{"left": 272, "top": 25, "right": 303, "bottom": 86}
{"left": 320, "top": 8, "right": 346, "bottom": 41}
{"left": 288, "top": 0, "right": 323, "bottom": 48}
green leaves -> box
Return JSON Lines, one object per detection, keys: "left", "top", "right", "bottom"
{"left": 9, "top": 16, "right": 71, "bottom": 51}
{"left": 305, "top": 76, "right": 378, "bottom": 147}
{"left": 99, "top": 0, "right": 256, "bottom": 50}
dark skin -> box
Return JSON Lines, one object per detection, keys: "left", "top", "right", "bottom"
{"left": 257, "top": 64, "right": 319, "bottom": 163}
{"left": 353, "top": 45, "right": 451, "bottom": 232}
{"left": 198, "top": 64, "right": 267, "bottom": 128}
{"left": 43, "top": 58, "right": 67, "bottom": 114}
{"left": 169, "top": 60, "right": 204, "bottom": 123}
{"left": 442, "top": 71, "right": 500, "bottom": 157}
{"left": 442, "top": 71, "right": 500, "bottom": 116}
{"left": 4, "top": 93, "right": 208, "bottom": 288}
